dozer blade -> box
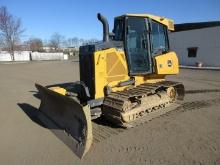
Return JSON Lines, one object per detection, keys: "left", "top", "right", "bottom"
{"left": 35, "top": 83, "right": 92, "bottom": 158}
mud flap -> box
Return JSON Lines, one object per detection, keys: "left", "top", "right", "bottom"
{"left": 35, "top": 83, "right": 93, "bottom": 158}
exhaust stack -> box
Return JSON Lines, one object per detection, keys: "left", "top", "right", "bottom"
{"left": 97, "top": 13, "right": 109, "bottom": 42}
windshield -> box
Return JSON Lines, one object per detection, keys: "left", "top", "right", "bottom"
{"left": 126, "top": 17, "right": 151, "bottom": 74}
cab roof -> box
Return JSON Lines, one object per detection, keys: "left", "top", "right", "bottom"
{"left": 116, "top": 13, "right": 174, "bottom": 31}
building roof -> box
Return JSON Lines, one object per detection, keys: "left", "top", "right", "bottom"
{"left": 174, "top": 21, "right": 220, "bottom": 32}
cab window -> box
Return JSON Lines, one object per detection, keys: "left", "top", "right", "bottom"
{"left": 151, "top": 20, "right": 169, "bottom": 55}
{"left": 113, "top": 19, "right": 124, "bottom": 41}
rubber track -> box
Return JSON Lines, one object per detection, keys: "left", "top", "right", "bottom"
{"left": 102, "top": 81, "right": 184, "bottom": 124}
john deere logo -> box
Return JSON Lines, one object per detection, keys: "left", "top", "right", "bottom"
{"left": 167, "top": 60, "right": 173, "bottom": 67}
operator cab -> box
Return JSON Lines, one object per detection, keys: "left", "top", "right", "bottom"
{"left": 113, "top": 14, "right": 170, "bottom": 75}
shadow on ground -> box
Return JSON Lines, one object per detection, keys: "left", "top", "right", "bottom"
{"left": 18, "top": 103, "right": 46, "bottom": 127}
{"left": 92, "top": 116, "right": 123, "bottom": 128}
{"left": 17, "top": 103, "right": 84, "bottom": 158}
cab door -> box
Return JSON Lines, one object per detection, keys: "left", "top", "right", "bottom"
{"left": 125, "top": 17, "right": 152, "bottom": 75}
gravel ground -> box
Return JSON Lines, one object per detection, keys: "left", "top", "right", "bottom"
{"left": 0, "top": 60, "right": 220, "bottom": 165}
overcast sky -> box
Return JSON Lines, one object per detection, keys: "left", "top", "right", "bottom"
{"left": 1, "top": 0, "right": 220, "bottom": 40}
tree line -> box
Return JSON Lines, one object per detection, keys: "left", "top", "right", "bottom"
{"left": 28, "top": 33, "right": 99, "bottom": 52}
{"left": 0, "top": 6, "right": 98, "bottom": 59}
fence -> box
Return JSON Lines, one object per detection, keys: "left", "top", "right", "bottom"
{"left": 0, "top": 51, "right": 68, "bottom": 62}
{"left": 31, "top": 52, "right": 64, "bottom": 61}
{"left": 0, "top": 52, "right": 12, "bottom": 61}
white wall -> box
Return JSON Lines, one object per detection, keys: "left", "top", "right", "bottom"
{"left": 0, "top": 52, "right": 68, "bottom": 61}
{"left": 0, "top": 51, "right": 30, "bottom": 61}
{"left": 169, "top": 26, "right": 220, "bottom": 67}
{"left": 14, "top": 51, "right": 30, "bottom": 61}
{"left": 0, "top": 52, "right": 11, "bottom": 61}
{"left": 31, "top": 52, "right": 65, "bottom": 61}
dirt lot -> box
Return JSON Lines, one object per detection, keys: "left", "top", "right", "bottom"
{"left": 0, "top": 60, "right": 220, "bottom": 165}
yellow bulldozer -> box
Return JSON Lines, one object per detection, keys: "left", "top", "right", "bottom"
{"left": 35, "top": 13, "right": 184, "bottom": 158}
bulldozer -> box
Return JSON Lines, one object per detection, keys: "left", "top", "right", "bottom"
{"left": 35, "top": 13, "right": 184, "bottom": 158}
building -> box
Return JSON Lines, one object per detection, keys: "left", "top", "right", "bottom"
{"left": 169, "top": 21, "right": 220, "bottom": 67}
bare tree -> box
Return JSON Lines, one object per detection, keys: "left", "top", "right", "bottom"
{"left": 49, "top": 32, "right": 64, "bottom": 51}
{"left": 79, "top": 38, "right": 84, "bottom": 46}
{"left": 65, "top": 37, "right": 79, "bottom": 48}
{"left": 81, "top": 38, "right": 99, "bottom": 45}
{"left": 28, "top": 37, "right": 43, "bottom": 52}
{"left": 72, "top": 37, "right": 79, "bottom": 47}
{"left": 87, "top": 38, "right": 99, "bottom": 44}
{"left": 64, "top": 38, "right": 73, "bottom": 48}
{"left": 0, "top": 6, "right": 24, "bottom": 60}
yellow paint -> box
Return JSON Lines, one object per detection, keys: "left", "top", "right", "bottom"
{"left": 49, "top": 87, "right": 67, "bottom": 95}
{"left": 134, "top": 75, "right": 165, "bottom": 86}
{"left": 94, "top": 48, "right": 130, "bottom": 98}
{"left": 93, "top": 48, "right": 179, "bottom": 99}
{"left": 154, "top": 51, "right": 179, "bottom": 75}
{"left": 116, "top": 13, "right": 174, "bottom": 31}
